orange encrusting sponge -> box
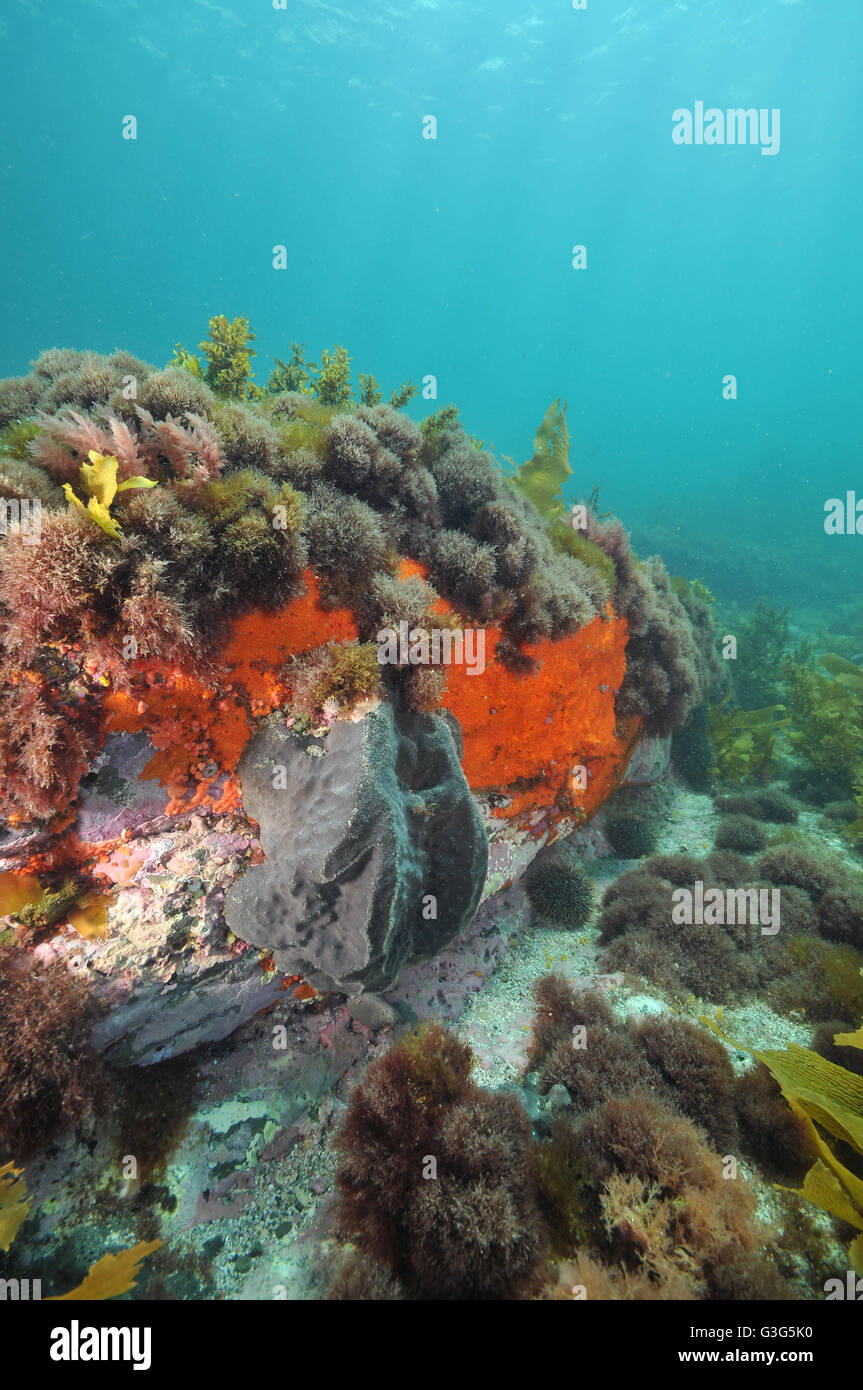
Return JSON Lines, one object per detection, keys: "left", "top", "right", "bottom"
{"left": 439, "top": 603, "right": 637, "bottom": 827}
{"left": 220, "top": 571, "right": 358, "bottom": 709}
{"left": 101, "top": 571, "right": 358, "bottom": 814}
{"left": 395, "top": 559, "right": 638, "bottom": 825}
{"left": 101, "top": 563, "right": 637, "bottom": 832}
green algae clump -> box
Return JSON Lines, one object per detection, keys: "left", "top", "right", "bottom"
{"left": 290, "top": 639, "right": 382, "bottom": 722}
{"left": 510, "top": 398, "right": 571, "bottom": 522}
{"left": 317, "top": 346, "right": 353, "bottom": 407}
{"left": 199, "top": 314, "right": 258, "bottom": 400}
{"left": 707, "top": 693, "right": 788, "bottom": 783}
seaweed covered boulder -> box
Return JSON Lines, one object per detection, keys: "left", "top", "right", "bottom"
{"left": 0, "top": 327, "right": 721, "bottom": 1065}
{"left": 224, "top": 702, "right": 488, "bottom": 994}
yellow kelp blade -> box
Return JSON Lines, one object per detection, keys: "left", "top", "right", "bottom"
{"left": 115, "top": 475, "right": 158, "bottom": 493}
{"left": 703, "top": 1017, "right": 863, "bottom": 1273}
{"left": 0, "top": 1163, "right": 30, "bottom": 1252}
{"left": 0, "top": 870, "right": 43, "bottom": 917}
{"left": 81, "top": 451, "right": 120, "bottom": 508}
{"left": 63, "top": 482, "right": 89, "bottom": 516}
{"left": 779, "top": 1105, "right": 863, "bottom": 1274}
{"left": 86, "top": 497, "right": 123, "bottom": 540}
{"left": 46, "top": 1239, "right": 162, "bottom": 1300}
{"left": 755, "top": 1042, "right": 863, "bottom": 1155}
{"left": 66, "top": 892, "right": 110, "bottom": 940}
{"left": 782, "top": 1153, "right": 863, "bottom": 1233}
{"left": 819, "top": 652, "right": 863, "bottom": 695}
{"left": 62, "top": 483, "right": 123, "bottom": 539}
{"left": 835, "top": 1025, "right": 863, "bottom": 1052}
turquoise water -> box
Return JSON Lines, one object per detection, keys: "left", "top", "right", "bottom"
{"left": 3, "top": 0, "right": 861, "bottom": 596}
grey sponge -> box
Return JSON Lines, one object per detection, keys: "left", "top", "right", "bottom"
{"left": 225, "top": 701, "right": 488, "bottom": 993}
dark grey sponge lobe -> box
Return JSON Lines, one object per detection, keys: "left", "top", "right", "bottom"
{"left": 224, "top": 701, "right": 488, "bottom": 994}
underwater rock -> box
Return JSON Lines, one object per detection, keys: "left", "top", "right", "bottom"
{"left": 477, "top": 733, "right": 671, "bottom": 897}
{"left": 89, "top": 947, "right": 287, "bottom": 1068}
{"left": 20, "top": 812, "right": 286, "bottom": 1067}
{"left": 75, "top": 733, "right": 169, "bottom": 841}
{"left": 224, "top": 703, "right": 488, "bottom": 994}
{"left": 348, "top": 993, "right": 399, "bottom": 1031}
{"left": 0, "top": 714, "right": 671, "bottom": 1068}
{"left": 546, "top": 1082, "right": 573, "bottom": 1110}
{"left": 479, "top": 812, "right": 563, "bottom": 898}
{"left": 0, "top": 702, "right": 674, "bottom": 1069}
{"left": 622, "top": 733, "right": 672, "bottom": 786}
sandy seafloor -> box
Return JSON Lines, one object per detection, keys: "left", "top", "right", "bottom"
{"left": 9, "top": 773, "right": 854, "bottom": 1302}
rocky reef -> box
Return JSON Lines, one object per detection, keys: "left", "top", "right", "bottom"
{"left": 0, "top": 322, "right": 718, "bottom": 1076}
